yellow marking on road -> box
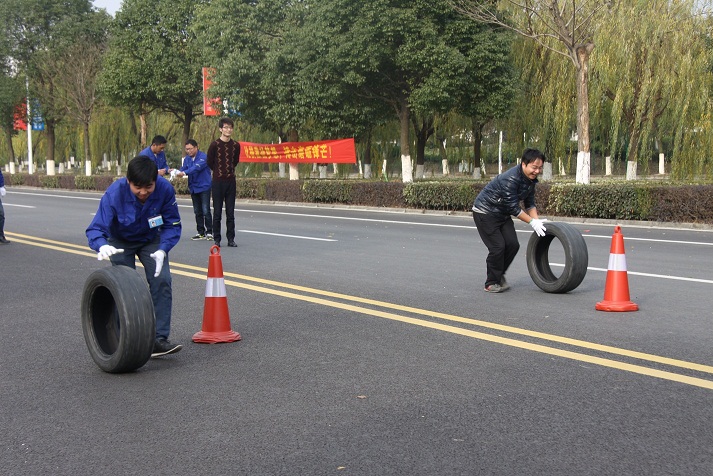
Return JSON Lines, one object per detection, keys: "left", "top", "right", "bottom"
{"left": 8, "top": 231, "right": 713, "bottom": 390}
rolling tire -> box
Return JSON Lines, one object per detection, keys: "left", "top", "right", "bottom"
{"left": 526, "top": 222, "right": 588, "bottom": 293}
{"left": 81, "top": 265, "right": 155, "bottom": 373}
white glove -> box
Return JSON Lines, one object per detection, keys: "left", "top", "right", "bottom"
{"left": 529, "top": 218, "right": 548, "bottom": 237}
{"left": 150, "top": 250, "right": 166, "bottom": 277}
{"left": 0, "top": 186, "right": 5, "bottom": 197}
{"left": 97, "top": 244, "right": 124, "bottom": 260}
{"left": 168, "top": 169, "right": 179, "bottom": 182}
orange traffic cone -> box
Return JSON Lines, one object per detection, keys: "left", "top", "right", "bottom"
{"left": 193, "top": 245, "right": 242, "bottom": 343}
{"left": 596, "top": 226, "right": 638, "bottom": 312}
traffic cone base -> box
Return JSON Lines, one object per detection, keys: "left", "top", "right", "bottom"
{"left": 192, "top": 329, "right": 242, "bottom": 344}
{"left": 193, "top": 245, "right": 242, "bottom": 343}
{"left": 596, "top": 226, "right": 638, "bottom": 312}
{"left": 595, "top": 300, "right": 639, "bottom": 312}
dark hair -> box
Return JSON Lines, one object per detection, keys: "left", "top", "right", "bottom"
{"left": 127, "top": 156, "right": 158, "bottom": 186}
{"left": 521, "top": 148, "right": 545, "bottom": 165}
{"left": 151, "top": 135, "right": 167, "bottom": 146}
{"left": 218, "top": 117, "right": 234, "bottom": 129}
{"left": 185, "top": 139, "right": 198, "bottom": 147}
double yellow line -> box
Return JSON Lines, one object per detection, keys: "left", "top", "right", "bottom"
{"left": 8, "top": 231, "right": 713, "bottom": 390}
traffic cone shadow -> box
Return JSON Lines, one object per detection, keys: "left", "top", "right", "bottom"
{"left": 193, "top": 245, "right": 242, "bottom": 343}
{"left": 596, "top": 226, "right": 638, "bottom": 312}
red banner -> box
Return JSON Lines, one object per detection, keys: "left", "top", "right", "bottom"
{"left": 202, "top": 67, "right": 220, "bottom": 116}
{"left": 239, "top": 138, "right": 357, "bottom": 163}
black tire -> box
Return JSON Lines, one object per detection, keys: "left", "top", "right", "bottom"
{"left": 81, "top": 265, "right": 155, "bottom": 373}
{"left": 526, "top": 222, "right": 588, "bottom": 293}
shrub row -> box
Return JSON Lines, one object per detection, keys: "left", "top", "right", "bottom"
{"left": 8, "top": 173, "right": 713, "bottom": 224}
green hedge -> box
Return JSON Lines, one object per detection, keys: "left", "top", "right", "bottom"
{"left": 550, "top": 183, "right": 651, "bottom": 220}
{"left": 6, "top": 172, "right": 713, "bottom": 224}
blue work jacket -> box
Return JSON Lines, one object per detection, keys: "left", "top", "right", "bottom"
{"left": 179, "top": 150, "right": 212, "bottom": 194}
{"left": 86, "top": 177, "right": 182, "bottom": 253}
{"left": 139, "top": 146, "right": 169, "bottom": 175}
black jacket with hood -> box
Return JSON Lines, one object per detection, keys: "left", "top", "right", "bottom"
{"left": 472, "top": 163, "right": 537, "bottom": 217}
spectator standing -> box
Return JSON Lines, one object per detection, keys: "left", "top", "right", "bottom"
{"left": 472, "top": 148, "right": 547, "bottom": 293}
{"left": 140, "top": 135, "right": 170, "bottom": 177}
{"left": 175, "top": 139, "right": 213, "bottom": 241}
{"left": 86, "top": 156, "right": 183, "bottom": 357}
{"left": 0, "top": 169, "right": 8, "bottom": 244}
{"left": 207, "top": 117, "right": 240, "bottom": 248}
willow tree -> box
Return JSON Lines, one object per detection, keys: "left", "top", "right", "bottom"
{"left": 39, "top": 10, "right": 110, "bottom": 168}
{"left": 449, "top": 0, "right": 614, "bottom": 184}
{"left": 591, "top": 0, "right": 713, "bottom": 179}
{"left": 503, "top": 35, "right": 575, "bottom": 173}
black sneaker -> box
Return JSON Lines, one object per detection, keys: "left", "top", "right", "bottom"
{"left": 151, "top": 338, "right": 182, "bottom": 357}
{"left": 214, "top": 241, "right": 221, "bottom": 247}
{"left": 0, "top": 236, "right": 9, "bottom": 244}
{"left": 205, "top": 233, "right": 214, "bottom": 241}
{"left": 191, "top": 234, "right": 205, "bottom": 241}
{"left": 227, "top": 241, "right": 237, "bottom": 247}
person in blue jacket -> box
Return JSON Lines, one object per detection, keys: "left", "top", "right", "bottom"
{"left": 139, "top": 135, "right": 170, "bottom": 177}
{"left": 175, "top": 139, "right": 213, "bottom": 241}
{"left": 472, "top": 148, "right": 548, "bottom": 293}
{"left": 86, "top": 155, "right": 183, "bottom": 357}
{"left": 0, "top": 169, "right": 8, "bottom": 244}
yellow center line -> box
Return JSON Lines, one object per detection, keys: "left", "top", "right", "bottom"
{"left": 9, "top": 231, "right": 713, "bottom": 390}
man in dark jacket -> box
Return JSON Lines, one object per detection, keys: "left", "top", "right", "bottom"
{"left": 473, "top": 148, "right": 548, "bottom": 293}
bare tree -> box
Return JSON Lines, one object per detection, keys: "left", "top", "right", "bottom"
{"left": 48, "top": 40, "right": 107, "bottom": 166}
{"left": 449, "top": 0, "right": 614, "bottom": 184}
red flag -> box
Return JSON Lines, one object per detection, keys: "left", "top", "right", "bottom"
{"left": 202, "top": 67, "right": 221, "bottom": 116}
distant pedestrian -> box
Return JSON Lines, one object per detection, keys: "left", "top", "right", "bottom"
{"left": 207, "top": 117, "right": 240, "bottom": 248}
{"left": 140, "top": 135, "right": 170, "bottom": 177}
{"left": 86, "top": 156, "right": 183, "bottom": 357}
{"left": 472, "top": 148, "right": 548, "bottom": 293}
{"left": 175, "top": 139, "right": 213, "bottom": 241}
{"left": 0, "top": 169, "right": 8, "bottom": 244}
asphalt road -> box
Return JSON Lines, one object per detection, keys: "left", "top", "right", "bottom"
{"left": 1, "top": 188, "right": 712, "bottom": 475}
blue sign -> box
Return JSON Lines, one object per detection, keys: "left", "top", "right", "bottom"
{"left": 30, "top": 99, "right": 44, "bottom": 131}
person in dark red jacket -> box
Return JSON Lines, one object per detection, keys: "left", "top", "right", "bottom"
{"left": 472, "top": 148, "right": 548, "bottom": 293}
{"left": 207, "top": 117, "right": 240, "bottom": 248}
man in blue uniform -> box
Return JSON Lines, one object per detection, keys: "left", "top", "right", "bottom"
{"left": 139, "top": 135, "right": 170, "bottom": 177}
{"left": 86, "top": 156, "right": 183, "bottom": 357}
{"left": 175, "top": 139, "right": 213, "bottom": 241}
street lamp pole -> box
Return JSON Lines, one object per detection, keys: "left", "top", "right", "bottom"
{"left": 25, "top": 76, "right": 34, "bottom": 175}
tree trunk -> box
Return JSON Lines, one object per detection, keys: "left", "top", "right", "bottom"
{"left": 288, "top": 129, "right": 299, "bottom": 180}
{"left": 362, "top": 130, "right": 372, "bottom": 179}
{"left": 397, "top": 99, "right": 413, "bottom": 183}
{"left": 45, "top": 119, "right": 56, "bottom": 164}
{"left": 139, "top": 111, "right": 147, "bottom": 147}
{"left": 437, "top": 135, "right": 448, "bottom": 175}
{"left": 2, "top": 127, "right": 15, "bottom": 164}
{"left": 182, "top": 105, "right": 192, "bottom": 145}
{"left": 83, "top": 121, "right": 91, "bottom": 166}
{"left": 575, "top": 44, "right": 594, "bottom": 184}
{"left": 472, "top": 120, "right": 484, "bottom": 172}
{"left": 413, "top": 116, "right": 434, "bottom": 180}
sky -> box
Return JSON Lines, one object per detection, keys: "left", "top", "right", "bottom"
{"left": 92, "top": 0, "right": 122, "bottom": 16}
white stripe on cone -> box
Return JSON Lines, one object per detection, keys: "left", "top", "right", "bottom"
{"left": 607, "top": 253, "right": 627, "bottom": 272}
{"left": 205, "top": 277, "right": 227, "bottom": 298}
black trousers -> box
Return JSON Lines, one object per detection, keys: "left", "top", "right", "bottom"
{"left": 211, "top": 180, "right": 236, "bottom": 243}
{"left": 473, "top": 211, "right": 520, "bottom": 287}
